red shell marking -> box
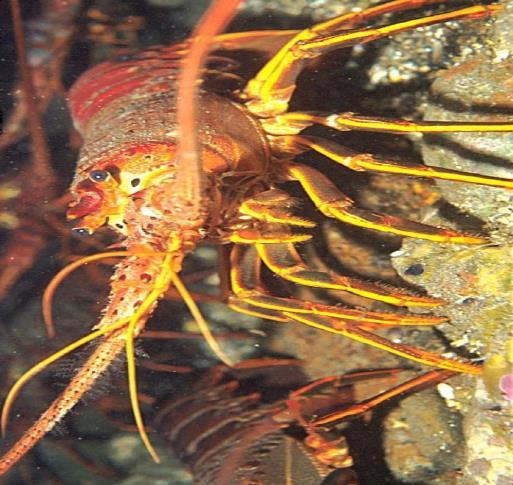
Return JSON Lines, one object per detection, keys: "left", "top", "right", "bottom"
{"left": 68, "top": 46, "right": 184, "bottom": 130}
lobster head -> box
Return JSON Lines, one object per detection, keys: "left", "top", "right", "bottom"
{"left": 67, "top": 142, "right": 177, "bottom": 237}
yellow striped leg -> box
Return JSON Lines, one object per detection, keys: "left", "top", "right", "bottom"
{"left": 255, "top": 242, "right": 443, "bottom": 307}
{"left": 229, "top": 245, "right": 446, "bottom": 326}
{"left": 229, "top": 227, "right": 311, "bottom": 245}
{"left": 228, "top": 300, "right": 289, "bottom": 322}
{"left": 239, "top": 189, "right": 316, "bottom": 228}
{"left": 308, "top": 0, "right": 452, "bottom": 33}
{"left": 227, "top": 244, "right": 289, "bottom": 322}
{"left": 283, "top": 135, "right": 513, "bottom": 190}
{"left": 264, "top": 112, "right": 513, "bottom": 136}
{"left": 229, "top": 190, "right": 316, "bottom": 244}
{"left": 288, "top": 163, "right": 488, "bottom": 244}
{"left": 230, "top": 292, "right": 447, "bottom": 327}
{"left": 285, "top": 312, "right": 481, "bottom": 375}
{"left": 245, "top": 4, "right": 499, "bottom": 116}
{"left": 228, "top": 246, "right": 478, "bottom": 374}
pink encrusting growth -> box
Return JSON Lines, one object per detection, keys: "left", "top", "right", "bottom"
{"left": 499, "top": 374, "right": 513, "bottom": 401}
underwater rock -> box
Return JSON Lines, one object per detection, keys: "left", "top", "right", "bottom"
{"left": 383, "top": 386, "right": 464, "bottom": 483}
{"left": 393, "top": 2, "right": 513, "bottom": 483}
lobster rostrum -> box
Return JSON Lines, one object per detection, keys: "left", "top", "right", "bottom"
{"left": 2, "top": 0, "right": 513, "bottom": 475}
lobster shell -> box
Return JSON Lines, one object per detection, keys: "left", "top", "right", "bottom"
{"left": 154, "top": 361, "right": 359, "bottom": 485}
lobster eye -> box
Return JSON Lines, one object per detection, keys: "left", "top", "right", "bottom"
{"left": 71, "top": 227, "right": 92, "bottom": 237}
{"left": 89, "top": 170, "right": 110, "bottom": 182}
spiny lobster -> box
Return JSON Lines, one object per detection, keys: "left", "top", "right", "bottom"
{"left": 153, "top": 359, "right": 454, "bottom": 484}
{"left": 1, "top": 0, "right": 513, "bottom": 477}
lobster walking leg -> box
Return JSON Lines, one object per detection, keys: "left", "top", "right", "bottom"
{"left": 263, "top": 112, "right": 513, "bottom": 136}
{"left": 245, "top": 3, "right": 500, "bottom": 116}
{"left": 256, "top": 243, "right": 443, "bottom": 306}
{"left": 288, "top": 135, "right": 513, "bottom": 189}
{"left": 287, "top": 164, "right": 488, "bottom": 243}
{"left": 227, "top": 245, "right": 480, "bottom": 375}
{"left": 310, "top": 368, "right": 457, "bottom": 426}
{"left": 229, "top": 245, "right": 446, "bottom": 326}
{"left": 238, "top": 189, "right": 316, "bottom": 228}
{"left": 285, "top": 312, "right": 481, "bottom": 375}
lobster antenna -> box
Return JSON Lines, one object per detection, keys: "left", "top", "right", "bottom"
{"left": 43, "top": 250, "right": 174, "bottom": 338}
{"left": 41, "top": 249, "right": 232, "bottom": 463}
{"left": 121, "top": 250, "right": 234, "bottom": 463}
{"left": 169, "top": 268, "right": 234, "bottom": 367}
{"left": 1, "top": 317, "right": 131, "bottom": 436}
{"left": 122, "top": 255, "right": 234, "bottom": 464}
{"left": 9, "top": 0, "right": 52, "bottom": 178}
{"left": 174, "top": 0, "right": 243, "bottom": 222}
{"left": 43, "top": 251, "right": 134, "bottom": 337}
{"left": 122, "top": 254, "right": 178, "bottom": 465}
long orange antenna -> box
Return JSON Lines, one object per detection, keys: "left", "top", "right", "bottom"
{"left": 169, "top": 269, "right": 233, "bottom": 366}
{"left": 43, "top": 251, "right": 170, "bottom": 338}
{"left": 174, "top": 0, "right": 243, "bottom": 223}
{"left": 1, "top": 317, "right": 130, "bottom": 436}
